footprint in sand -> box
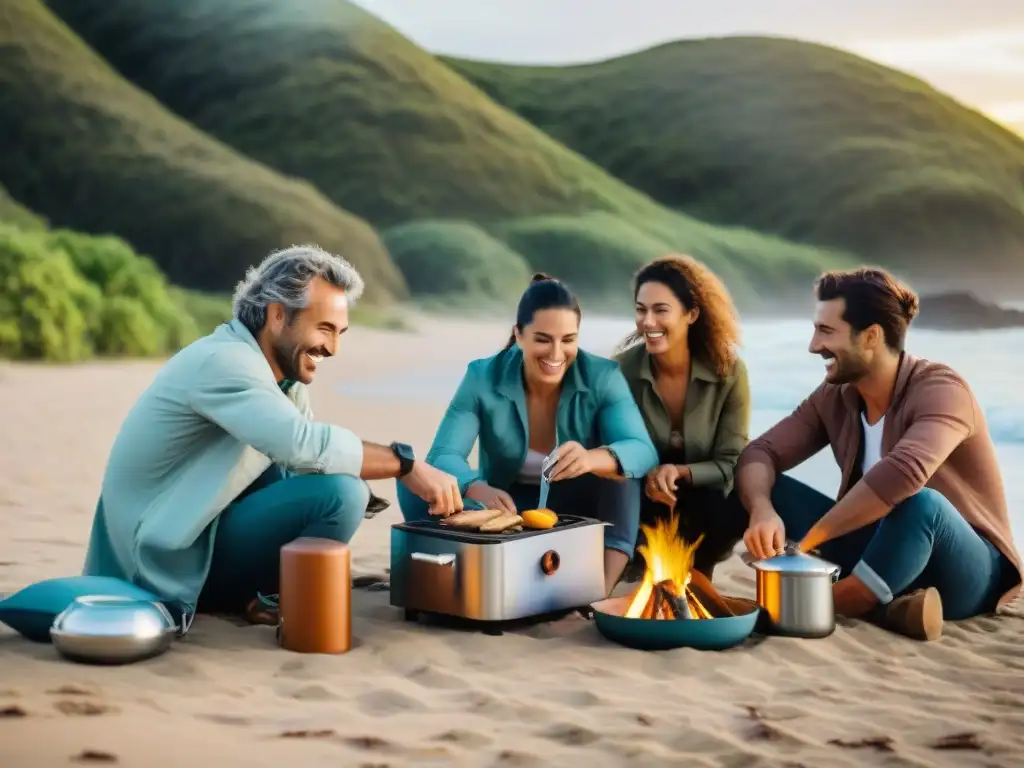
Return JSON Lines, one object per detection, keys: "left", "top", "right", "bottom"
{"left": 537, "top": 722, "right": 601, "bottom": 747}
{"left": 286, "top": 684, "right": 340, "bottom": 701}
{"left": 197, "top": 713, "right": 252, "bottom": 727}
{"left": 277, "top": 659, "right": 306, "bottom": 677}
{"left": 491, "top": 749, "right": 545, "bottom": 766}
{"left": 146, "top": 658, "right": 210, "bottom": 681}
{"left": 55, "top": 700, "right": 117, "bottom": 716}
{"left": 457, "top": 691, "right": 517, "bottom": 719}
{"left": 545, "top": 689, "right": 604, "bottom": 708}
{"left": 341, "top": 734, "right": 398, "bottom": 752}
{"left": 355, "top": 688, "right": 426, "bottom": 716}
{"left": 406, "top": 664, "right": 468, "bottom": 690}
{"left": 431, "top": 729, "right": 493, "bottom": 749}
{"left": 70, "top": 750, "right": 118, "bottom": 764}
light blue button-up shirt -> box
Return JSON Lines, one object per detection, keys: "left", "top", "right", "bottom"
{"left": 82, "top": 319, "right": 365, "bottom": 621}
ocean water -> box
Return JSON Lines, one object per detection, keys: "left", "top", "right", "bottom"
{"left": 337, "top": 317, "right": 1024, "bottom": 542}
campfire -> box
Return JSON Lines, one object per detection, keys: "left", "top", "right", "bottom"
{"left": 624, "top": 513, "right": 731, "bottom": 621}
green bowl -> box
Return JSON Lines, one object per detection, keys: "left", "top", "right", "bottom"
{"left": 591, "top": 594, "right": 760, "bottom": 651}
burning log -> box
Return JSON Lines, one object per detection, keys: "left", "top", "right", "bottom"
{"left": 640, "top": 579, "right": 694, "bottom": 620}
{"left": 660, "top": 580, "right": 692, "bottom": 619}
{"left": 625, "top": 513, "right": 736, "bottom": 621}
{"left": 686, "top": 570, "right": 735, "bottom": 619}
{"left": 640, "top": 583, "right": 658, "bottom": 620}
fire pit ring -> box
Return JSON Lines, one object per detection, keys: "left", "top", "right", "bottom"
{"left": 590, "top": 594, "right": 760, "bottom": 651}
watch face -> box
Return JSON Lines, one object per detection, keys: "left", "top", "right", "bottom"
{"left": 393, "top": 442, "right": 414, "bottom": 461}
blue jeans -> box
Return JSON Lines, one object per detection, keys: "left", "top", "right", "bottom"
{"left": 197, "top": 465, "right": 369, "bottom": 612}
{"left": 772, "top": 475, "right": 1012, "bottom": 620}
{"left": 397, "top": 474, "right": 641, "bottom": 558}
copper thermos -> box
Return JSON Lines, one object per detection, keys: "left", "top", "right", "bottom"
{"left": 279, "top": 537, "right": 352, "bottom": 653}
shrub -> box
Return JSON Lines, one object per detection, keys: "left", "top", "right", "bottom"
{"left": 46, "top": 229, "right": 199, "bottom": 351}
{"left": 494, "top": 213, "right": 673, "bottom": 301}
{"left": 383, "top": 220, "right": 533, "bottom": 303}
{"left": 97, "top": 296, "right": 164, "bottom": 357}
{"left": 0, "top": 222, "right": 234, "bottom": 361}
{"left": 0, "top": 224, "right": 99, "bottom": 361}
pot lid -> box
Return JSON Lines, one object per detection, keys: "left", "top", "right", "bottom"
{"left": 751, "top": 548, "right": 840, "bottom": 575}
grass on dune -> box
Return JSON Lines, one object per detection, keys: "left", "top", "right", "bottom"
{"left": 0, "top": 0, "right": 405, "bottom": 302}
{"left": 446, "top": 38, "right": 1024, "bottom": 292}
{"left": 42, "top": 0, "right": 851, "bottom": 309}
{"left": 0, "top": 183, "right": 47, "bottom": 231}
{"left": 382, "top": 220, "right": 533, "bottom": 304}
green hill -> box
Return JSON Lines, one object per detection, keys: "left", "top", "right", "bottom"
{"left": 0, "top": 0, "right": 405, "bottom": 302}
{"left": 0, "top": 183, "right": 46, "bottom": 230}
{"left": 445, "top": 38, "right": 1024, "bottom": 295}
{"left": 42, "top": 0, "right": 851, "bottom": 309}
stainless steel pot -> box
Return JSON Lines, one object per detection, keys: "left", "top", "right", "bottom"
{"left": 50, "top": 595, "right": 177, "bottom": 664}
{"left": 750, "top": 543, "right": 841, "bottom": 638}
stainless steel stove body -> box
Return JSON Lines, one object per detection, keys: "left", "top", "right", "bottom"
{"left": 389, "top": 515, "right": 607, "bottom": 622}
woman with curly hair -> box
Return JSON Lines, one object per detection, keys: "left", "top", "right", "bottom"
{"left": 614, "top": 254, "right": 752, "bottom": 580}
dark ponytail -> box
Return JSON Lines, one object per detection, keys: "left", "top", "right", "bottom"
{"left": 503, "top": 272, "right": 581, "bottom": 349}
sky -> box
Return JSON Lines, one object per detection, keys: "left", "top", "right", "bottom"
{"left": 352, "top": 0, "right": 1024, "bottom": 131}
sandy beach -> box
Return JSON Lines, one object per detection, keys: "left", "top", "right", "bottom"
{"left": 2, "top": 315, "right": 1023, "bottom": 768}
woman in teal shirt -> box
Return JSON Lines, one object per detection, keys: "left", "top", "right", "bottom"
{"left": 398, "top": 275, "right": 659, "bottom": 593}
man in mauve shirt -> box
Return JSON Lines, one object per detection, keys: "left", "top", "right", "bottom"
{"left": 737, "top": 267, "right": 1022, "bottom": 641}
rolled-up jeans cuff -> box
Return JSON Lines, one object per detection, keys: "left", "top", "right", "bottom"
{"left": 605, "top": 534, "right": 635, "bottom": 560}
{"left": 853, "top": 560, "right": 894, "bottom": 605}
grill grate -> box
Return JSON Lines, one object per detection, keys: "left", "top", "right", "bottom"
{"left": 391, "top": 514, "right": 599, "bottom": 544}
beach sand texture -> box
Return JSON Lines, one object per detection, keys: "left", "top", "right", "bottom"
{"left": 2, "top": 316, "right": 1023, "bottom": 768}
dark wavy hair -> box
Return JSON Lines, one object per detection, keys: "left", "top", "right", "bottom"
{"left": 503, "top": 273, "right": 581, "bottom": 349}
{"left": 621, "top": 254, "right": 741, "bottom": 377}
{"left": 814, "top": 267, "right": 920, "bottom": 352}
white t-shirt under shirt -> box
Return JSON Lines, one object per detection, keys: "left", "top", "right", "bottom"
{"left": 518, "top": 449, "right": 547, "bottom": 485}
{"left": 861, "top": 411, "right": 885, "bottom": 474}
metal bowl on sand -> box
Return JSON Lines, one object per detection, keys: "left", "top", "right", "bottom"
{"left": 50, "top": 595, "right": 177, "bottom": 665}
{"left": 591, "top": 516, "right": 760, "bottom": 651}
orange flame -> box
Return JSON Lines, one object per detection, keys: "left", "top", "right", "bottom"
{"left": 625, "top": 513, "right": 707, "bottom": 619}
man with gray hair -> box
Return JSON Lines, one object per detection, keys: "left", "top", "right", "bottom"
{"left": 83, "top": 245, "right": 462, "bottom": 630}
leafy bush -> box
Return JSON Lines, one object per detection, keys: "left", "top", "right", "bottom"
{"left": 0, "top": 224, "right": 99, "bottom": 361}
{"left": 0, "top": 222, "right": 231, "bottom": 361}
{"left": 168, "top": 288, "right": 232, "bottom": 336}
{"left": 45, "top": 229, "right": 199, "bottom": 351}
{"left": 491, "top": 212, "right": 846, "bottom": 309}
{"left": 383, "top": 220, "right": 533, "bottom": 303}
{"left": 494, "top": 214, "right": 670, "bottom": 301}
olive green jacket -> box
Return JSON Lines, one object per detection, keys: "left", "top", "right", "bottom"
{"left": 613, "top": 342, "right": 751, "bottom": 494}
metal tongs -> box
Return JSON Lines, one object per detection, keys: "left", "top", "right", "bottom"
{"left": 538, "top": 450, "right": 557, "bottom": 509}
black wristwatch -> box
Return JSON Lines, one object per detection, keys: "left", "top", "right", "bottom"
{"left": 390, "top": 442, "right": 416, "bottom": 477}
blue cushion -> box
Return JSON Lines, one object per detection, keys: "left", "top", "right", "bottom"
{"left": 0, "top": 575, "right": 163, "bottom": 643}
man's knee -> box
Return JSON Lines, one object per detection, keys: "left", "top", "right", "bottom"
{"left": 890, "top": 488, "right": 948, "bottom": 528}
{"left": 308, "top": 474, "right": 369, "bottom": 543}
{"left": 317, "top": 474, "right": 371, "bottom": 522}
